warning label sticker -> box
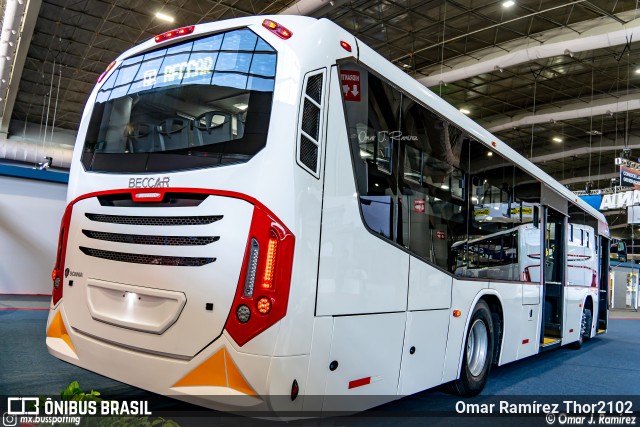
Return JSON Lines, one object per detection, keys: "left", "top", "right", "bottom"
{"left": 340, "top": 70, "right": 361, "bottom": 102}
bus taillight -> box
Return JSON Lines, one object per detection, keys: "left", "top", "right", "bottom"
{"left": 225, "top": 205, "right": 294, "bottom": 346}
{"left": 154, "top": 25, "right": 195, "bottom": 43}
{"left": 262, "top": 232, "right": 278, "bottom": 289}
{"left": 262, "top": 19, "right": 292, "bottom": 40}
{"left": 52, "top": 205, "right": 73, "bottom": 305}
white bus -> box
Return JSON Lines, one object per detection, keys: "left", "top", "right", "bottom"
{"left": 46, "top": 16, "right": 610, "bottom": 416}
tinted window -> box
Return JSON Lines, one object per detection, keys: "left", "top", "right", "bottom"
{"left": 82, "top": 28, "right": 276, "bottom": 173}
{"left": 339, "top": 61, "right": 547, "bottom": 282}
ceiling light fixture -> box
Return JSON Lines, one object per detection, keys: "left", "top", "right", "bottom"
{"left": 234, "top": 103, "right": 248, "bottom": 111}
{"left": 487, "top": 151, "right": 493, "bottom": 157}
{"left": 502, "top": 0, "right": 515, "bottom": 7}
{"left": 459, "top": 108, "right": 470, "bottom": 115}
{"left": 636, "top": 69, "right": 640, "bottom": 74}
{"left": 155, "top": 12, "right": 175, "bottom": 23}
{"left": 553, "top": 137, "right": 563, "bottom": 143}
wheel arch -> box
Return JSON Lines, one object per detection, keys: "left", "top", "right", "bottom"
{"left": 456, "top": 290, "right": 505, "bottom": 378}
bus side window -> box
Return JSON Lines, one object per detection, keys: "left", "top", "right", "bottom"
{"left": 342, "top": 65, "right": 401, "bottom": 240}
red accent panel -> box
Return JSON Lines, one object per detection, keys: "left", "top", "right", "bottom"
{"left": 522, "top": 339, "right": 529, "bottom": 344}
{"left": 348, "top": 377, "right": 371, "bottom": 389}
{"left": 224, "top": 204, "right": 295, "bottom": 346}
{"left": 51, "top": 203, "right": 73, "bottom": 305}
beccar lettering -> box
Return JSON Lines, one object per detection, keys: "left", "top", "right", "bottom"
{"left": 128, "top": 177, "right": 171, "bottom": 188}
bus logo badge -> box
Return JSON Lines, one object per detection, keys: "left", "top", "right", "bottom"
{"left": 64, "top": 268, "right": 70, "bottom": 278}
{"left": 414, "top": 198, "right": 425, "bottom": 213}
{"left": 128, "top": 177, "right": 171, "bottom": 188}
{"left": 341, "top": 70, "right": 361, "bottom": 102}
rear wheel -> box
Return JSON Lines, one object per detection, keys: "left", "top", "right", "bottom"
{"left": 570, "top": 307, "right": 592, "bottom": 350}
{"left": 446, "top": 300, "right": 494, "bottom": 396}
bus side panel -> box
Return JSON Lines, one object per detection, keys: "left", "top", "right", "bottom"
{"left": 562, "top": 286, "right": 587, "bottom": 345}
{"left": 302, "top": 316, "right": 334, "bottom": 412}
{"left": 271, "top": 69, "right": 329, "bottom": 357}
{"left": 487, "top": 282, "right": 521, "bottom": 365}
{"left": 316, "top": 66, "right": 409, "bottom": 316}
{"left": 408, "top": 256, "right": 452, "bottom": 310}
{"left": 441, "top": 280, "right": 489, "bottom": 384}
{"left": 322, "top": 313, "right": 405, "bottom": 412}
{"left": 398, "top": 309, "right": 450, "bottom": 395}
{"left": 517, "top": 300, "right": 543, "bottom": 360}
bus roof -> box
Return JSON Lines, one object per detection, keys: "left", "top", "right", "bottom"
{"left": 102, "top": 15, "right": 607, "bottom": 231}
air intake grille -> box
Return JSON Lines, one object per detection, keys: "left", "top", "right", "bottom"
{"left": 301, "top": 99, "right": 320, "bottom": 140}
{"left": 79, "top": 247, "right": 215, "bottom": 266}
{"left": 300, "top": 135, "right": 319, "bottom": 172}
{"left": 306, "top": 74, "right": 323, "bottom": 104}
{"left": 297, "top": 70, "right": 325, "bottom": 177}
{"left": 82, "top": 230, "right": 219, "bottom": 246}
{"left": 85, "top": 213, "right": 222, "bottom": 226}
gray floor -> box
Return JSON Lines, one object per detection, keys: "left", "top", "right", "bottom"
{"left": 1, "top": 308, "right": 639, "bottom": 425}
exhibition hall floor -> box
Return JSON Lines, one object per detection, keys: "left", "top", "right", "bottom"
{"left": 1, "top": 307, "right": 638, "bottom": 425}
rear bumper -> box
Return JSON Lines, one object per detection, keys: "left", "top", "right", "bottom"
{"left": 46, "top": 304, "right": 284, "bottom": 414}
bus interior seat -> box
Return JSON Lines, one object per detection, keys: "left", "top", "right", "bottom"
{"left": 127, "top": 123, "right": 158, "bottom": 153}
{"left": 159, "top": 117, "right": 190, "bottom": 150}
{"left": 194, "top": 111, "right": 232, "bottom": 146}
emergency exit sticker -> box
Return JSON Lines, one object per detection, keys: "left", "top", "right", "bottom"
{"left": 341, "top": 70, "right": 361, "bottom": 101}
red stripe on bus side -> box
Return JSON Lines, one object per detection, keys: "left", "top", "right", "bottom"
{"left": 348, "top": 377, "right": 371, "bottom": 389}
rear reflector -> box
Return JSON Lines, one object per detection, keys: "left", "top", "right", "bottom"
{"left": 348, "top": 377, "right": 371, "bottom": 389}
{"left": 340, "top": 41, "right": 352, "bottom": 52}
{"left": 155, "top": 25, "right": 195, "bottom": 43}
{"left": 262, "top": 19, "right": 292, "bottom": 39}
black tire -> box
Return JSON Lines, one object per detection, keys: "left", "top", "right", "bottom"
{"left": 570, "top": 308, "right": 592, "bottom": 350}
{"left": 445, "top": 300, "right": 494, "bottom": 396}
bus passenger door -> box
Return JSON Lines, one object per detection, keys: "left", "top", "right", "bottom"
{"left": 541, "top": 207, "right": 566, "bottom": 348}
{"left": 597, "top": 235, "right": 610, "bottom": 333}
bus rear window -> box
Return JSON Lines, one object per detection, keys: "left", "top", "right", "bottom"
{"left": 82, "top": 28, "right": 276, "bottom": 173}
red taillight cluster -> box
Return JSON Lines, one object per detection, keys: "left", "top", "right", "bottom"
{"left": 51, "top": 204, "right": 73, "bottom": 305}
{"left": 154, "top": 25, "right": 195, "bottom": 43}
{"left": 225, "top": 205, "right": 295, "bottom": 346}
{"left": 523, "top": 267, "right": 532, "bottom": 282}
{"left": 262, "top": 19, "right": 292, "bottom": 40}
{"left": 591, "top": 270, "right": 598, "bottom": 287}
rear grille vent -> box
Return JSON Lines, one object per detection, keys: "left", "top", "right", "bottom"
{"left": 79, "top": 247, "right": 215, "bottom": 266}
{"left": 300, "top": 135, "right": 319, "bottom": 173}
{"left": 85, "top": 213, "right": 222, "bottom": 226}
{"left": 82, "top": 230, "right": 219, "bottom": 246}
{"left": 297, "top": 69, "right": 325, "bottom": 178}
{"left": 305, "top": 73, "right": 323, "bottom": 103}
{"left": 301, "top": 99, "right": 320, "bottom": 139}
